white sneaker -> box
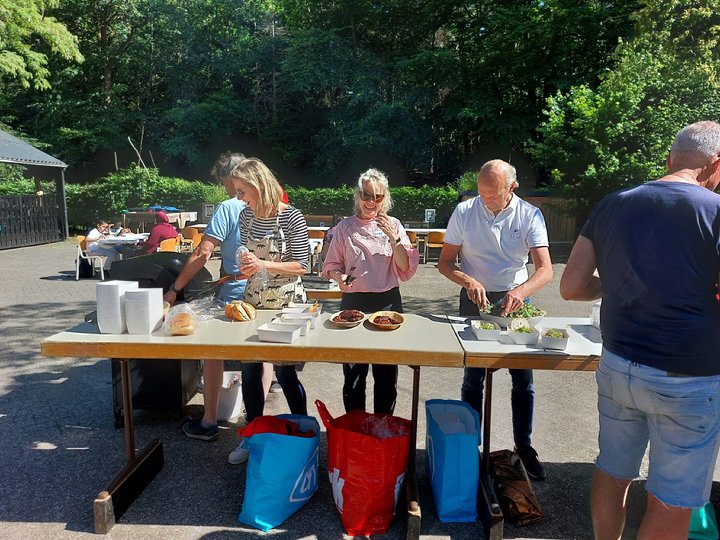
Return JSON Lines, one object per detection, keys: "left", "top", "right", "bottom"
{"left": 269, "top": 381, "right": 282, "bottom": 393}
{"left": 228, "top": 439, "right": 249, "bottom": 465}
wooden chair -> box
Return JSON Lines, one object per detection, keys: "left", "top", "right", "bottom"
{"left": 406, "top": 231, "right": 418, "bottom": 247}
{"left": 75, "top": 235, "right": 105, "bottom": 280}
{"left": 180, "top": 227, "right": 199, "bottom": 252}
{"left": 158, "top": 237, "right": 180, "bottom": 252}
{"left": 424, "top": 231, "right": 445, "bottom": 263}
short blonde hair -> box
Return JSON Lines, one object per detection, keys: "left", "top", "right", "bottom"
{"left": 353, "top": 168, "right": 393, "bottom": 215}
{"left": 229, "top": 157, "right": 283, "bottom": 218}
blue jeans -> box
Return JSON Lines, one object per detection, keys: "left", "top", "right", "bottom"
{"left": 459, "top": 289, "right": 535, "bottom": 447}
{"left": 596, "top": 349, "right": 720, "bottom": 508}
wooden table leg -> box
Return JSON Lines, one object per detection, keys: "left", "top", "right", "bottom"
{"left": 405, "top": 365, "right": 421, "bottom": 540}
{"left": 478, "top": 368, "right": 504, "bottom": 539}
{"left": 93, "top": 358, "right": 165, "bottom": 534}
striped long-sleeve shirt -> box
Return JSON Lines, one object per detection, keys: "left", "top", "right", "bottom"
{"left": 239, "top": 206, "right": 309, "bottom": 269}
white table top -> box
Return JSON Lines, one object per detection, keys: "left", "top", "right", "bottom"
{"left": 451, "top": 316, "right": 601, "bottom": 371}
{"left": 98, "top": 233, "right": 149, "bottom": 246}
{"left": 42, "top": 311, "right": 465, "bottom": 368}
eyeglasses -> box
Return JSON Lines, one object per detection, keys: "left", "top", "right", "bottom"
{"left": 234, "top": 188, "right": 245, "bottom": 198}
{"left": 360, "top": 191, "right": 385, "bottom": 203}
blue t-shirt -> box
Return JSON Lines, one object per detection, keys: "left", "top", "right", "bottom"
{"left": 582, "top": 181, "right": 720, "bottom": 375}
{"left": 205, "top": 198, "right": 247, "bottom": 302}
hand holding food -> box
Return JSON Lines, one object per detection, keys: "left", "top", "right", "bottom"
{"left": 225, "top": 300, "right": 258, "bottom": 321}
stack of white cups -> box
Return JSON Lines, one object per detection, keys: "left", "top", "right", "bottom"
{"left": 96, "top": 280, "right": 139, "bottom": 334}
{"left": 124, "top": 288, "right": 165, "bottom": 334}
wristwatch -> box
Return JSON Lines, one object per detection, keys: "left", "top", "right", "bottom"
{"left": 394, "top": 236, "right": 401, "bottom": 245}
{"left": 170, "top": 283, "right": 182, "bottom": 294}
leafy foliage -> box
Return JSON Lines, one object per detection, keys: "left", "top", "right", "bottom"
{"left": 530, "top": 0, "right": 720, "bottom": 223}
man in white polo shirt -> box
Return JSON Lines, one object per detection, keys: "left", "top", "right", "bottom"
{"left": 438, "top": 159, "right": 553, "bottom": 480}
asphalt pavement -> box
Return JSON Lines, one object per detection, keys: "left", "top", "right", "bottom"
{"left": 1, "top": 240, "right": 717, "bottom": 539}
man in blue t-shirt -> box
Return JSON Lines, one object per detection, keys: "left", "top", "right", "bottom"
{"left": 560, "top": 121, "right": 720, "bottom": 539}
{"left": 163, "top": 152, "right": 249, "bottom": 443}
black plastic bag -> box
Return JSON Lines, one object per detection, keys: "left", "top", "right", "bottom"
{"left": 76, "top": 257, "right": 93, "bottom": 278}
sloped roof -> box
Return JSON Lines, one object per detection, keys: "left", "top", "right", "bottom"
{"left": 0, "top": 129, "right": 66, "bottom": 168}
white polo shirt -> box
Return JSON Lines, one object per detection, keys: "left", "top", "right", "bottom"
{"left": 444, "top": 194, "right": 549, "bottom": 291}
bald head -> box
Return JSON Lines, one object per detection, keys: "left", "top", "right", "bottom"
{"left": 479, "top": 159, "right": 517, "bottom": 188}
{"left": 477, "top": 159, "right": 518, "bottom": 214}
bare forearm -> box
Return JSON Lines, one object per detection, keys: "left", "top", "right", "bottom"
{"left": 438, "top": 259, "right": 475, "bottom": 290}
{"left": 392, "top": 242, "right": 410, "bottom": 271}
{"left": 264, "top": 260, "right": 307, "bottom": 276}
{"left": 512, "top": 265, "right": 553, "bottom": 300}
{"left": 174, "top": 248, "right": 212, "bottom": 290}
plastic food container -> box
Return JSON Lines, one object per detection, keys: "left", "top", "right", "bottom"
{"left": 471, "top": 320, "right": 502, "bottom": 341}
{"left": 541, "top": 328, "right": 569, "bottom": 351}
{"left": 270, "top": 318, "right": 311, "bottom": 336}
{"left": 257, "top": 322, "right": 301, "bottom": 343}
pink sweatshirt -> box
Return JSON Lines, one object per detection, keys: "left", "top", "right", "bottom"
{"left": 321, "top": 215, "right": 419, "bottom": 293}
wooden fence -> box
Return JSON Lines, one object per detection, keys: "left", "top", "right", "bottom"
{"left": 0, "top": 195, "right": 60, "bottom": 250}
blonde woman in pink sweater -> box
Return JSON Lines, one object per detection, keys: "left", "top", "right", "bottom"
{"left": 322, "top": 168, "right": 420, "bottom": 414}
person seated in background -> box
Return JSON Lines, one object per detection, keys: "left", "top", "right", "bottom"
{"left": 85, "top": 220, "right": 122, "bottom": 272}
{"left": 108, "top": 220, "right": 126, "bottom": 235}
{"left": 140, "top": 211, "right": 179, "bottom": 253}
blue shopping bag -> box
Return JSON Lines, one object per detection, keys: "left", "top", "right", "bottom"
{"left": 690, "top": 503, "right": 719, "bottom": 540}
{"left": 238, "top": 414, "right": 319, "bottom": 531}
{"left": 426, "top": 399, "right": 480, "bottom": 522}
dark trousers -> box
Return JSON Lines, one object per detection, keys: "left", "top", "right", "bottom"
{"left": 241, "top": 363, "right": 307, "bottom": 422}
{"left": 459, "top": 288, "right": 535, "bottom": 447}
{"left": 340, "top": 287, "right": 402, "bottom": 414}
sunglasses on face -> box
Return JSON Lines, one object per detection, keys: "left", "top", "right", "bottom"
{"left": 360, "top": 191, "right": 385, "bottom": 203}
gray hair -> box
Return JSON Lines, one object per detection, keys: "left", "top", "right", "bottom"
{"left": 479, "top": 159, "right": 518, "bottom": 189}
{"left": 353, "top": 168, "right": 393, "bottom": 215}
{"left": 670, "top": 121, "right": 720, "bottom": 170}
{"left": 211, "top": 152, "right": 247, "bottom": 181}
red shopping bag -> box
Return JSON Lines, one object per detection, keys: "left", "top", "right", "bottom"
{"left": 315, "top": 400, "right": 412, "bottom": 536}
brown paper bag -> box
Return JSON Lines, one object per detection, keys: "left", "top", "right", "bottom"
{"left": 489, "top": 449, "right": 544, "bottom": 526}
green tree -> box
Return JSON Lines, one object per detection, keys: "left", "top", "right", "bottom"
{"left": 530, "top": 0, "right": 720, "bottom": 224}
{"left": 0, "top": 0, "right": 83, "bottom": 90}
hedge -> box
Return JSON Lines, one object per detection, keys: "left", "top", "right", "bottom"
{"left": 1, "top": 164, "right": 461, "bottom": 229}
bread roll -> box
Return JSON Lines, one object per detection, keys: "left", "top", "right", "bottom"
{"left": 169, "top": 312, "right": 194, "bottom": 335}
{"left": 225, "top": 301, "right": 257, "bottom": 321}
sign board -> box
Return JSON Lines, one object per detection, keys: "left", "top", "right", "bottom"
{"left": 424, "top": 208, "right": 436, "bottom": 223}
{"left": 203, "top": 204, "right": 216, "bottom": 219}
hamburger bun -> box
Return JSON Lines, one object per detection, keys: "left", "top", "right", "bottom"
{"left": 225, "top": 300, "right": 257, "bottom": 322}
{"left": 169, "top": 312, "right": 195, "bottom": 335}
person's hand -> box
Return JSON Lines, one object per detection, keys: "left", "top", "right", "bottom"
{"left": 375, "top": 213, "right": 397, "bottom": 242}
{"left": 337, "top": 274, "right": 355, "bottom": 292}
{"left": 465, "top": 279, "right": 489, "bottom": 310}
{"left": 500, "top": 289, "right": 525, "bottom": 316}
{"left": 163, "top": 290, "right": 177, "bottom": 306}
{"left": 239, "top": 251, "right": 264, "bottom": 276}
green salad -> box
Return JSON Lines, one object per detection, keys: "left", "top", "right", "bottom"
{"left": 544, "top": 329, "right": 566, "bottom": 339}
{"left": 513, "top": 326, "right": 533, "bottom": 334}
{"left": 481, "top": 302, "right": 546, "bottom": 318}
{"left": 474, "top": 321, "right": 497, "bottom": 330}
